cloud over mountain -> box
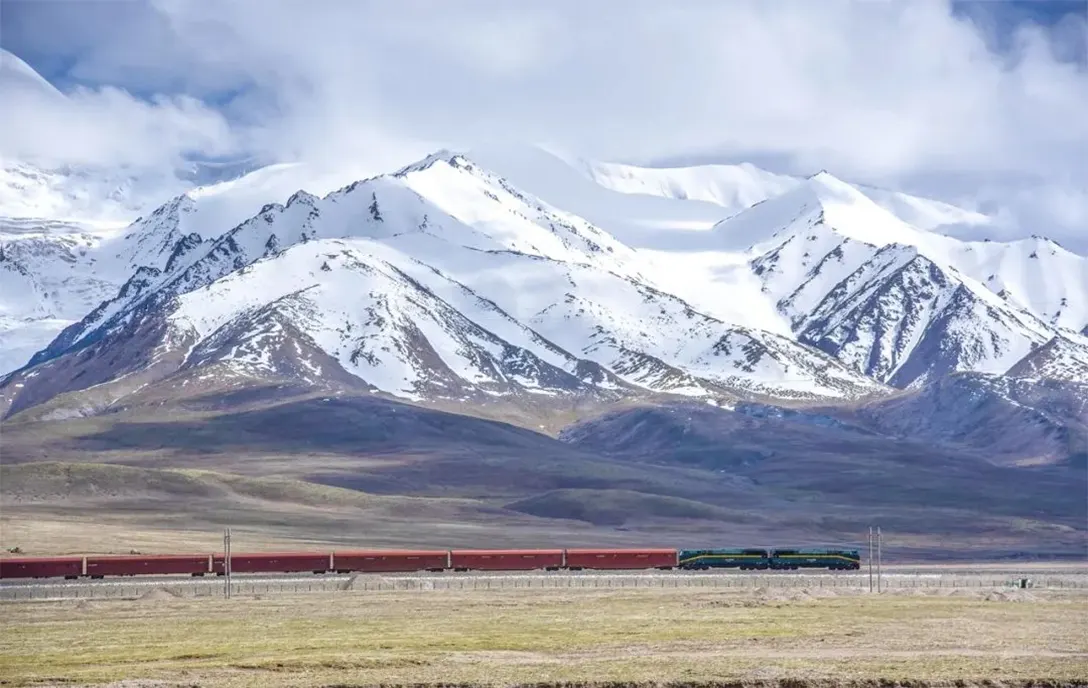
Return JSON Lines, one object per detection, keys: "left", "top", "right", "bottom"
{"left": 2, "top": 1, "right": 1086, "bottom": 251}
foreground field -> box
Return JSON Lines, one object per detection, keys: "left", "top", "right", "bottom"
{"left": 1, "top": 587, "right": 1086, "bottom": 687}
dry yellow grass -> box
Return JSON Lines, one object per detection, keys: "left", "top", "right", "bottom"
{"left": 0, "top": 513, "right": 327, "bottom": 555}
{"left": 1, "top": 587, "right": 1086, "bottom": 687}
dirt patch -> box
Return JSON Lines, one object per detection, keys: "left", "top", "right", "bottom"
{"left": 984, "top": 589, "right": 1040, "bottom": 602}
{"left": 445, "top": 650, "right": 563, "bottom": 665}
{"left": 752, "top": 586, "right": 817, "bottom": 604}
{"left": 695, "top": 587, "right": 856, "bottom": 609}
{"left": 136, "top": 587, "right": 180, "bottom": 602}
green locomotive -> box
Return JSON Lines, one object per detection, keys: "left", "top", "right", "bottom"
{"left": 678, "top": 547, "right": 860, "bottom": 571}
{"left": 677, "top": 548, "right": 770, "bottom": 570}
{"left": 768, "top": 548, "right": 860, "bottom": 570}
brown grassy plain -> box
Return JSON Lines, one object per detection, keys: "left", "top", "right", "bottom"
{"left": 1, "top": 587, "right": 1086, "bottom": 687}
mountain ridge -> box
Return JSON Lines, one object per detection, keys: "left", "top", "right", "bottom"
{"left": 2, "top": 147, "right": 1085, "bottom": 427}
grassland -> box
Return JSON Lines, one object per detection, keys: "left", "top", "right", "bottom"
{"left": 4, "top": 457, "right": 1085, "bottom": 562}
{"left": 2, "top": 387, "right": 1085, "bottom": 563}
{"left": 1, "top": 587, "right": 1086, "bottom": 687}
{"left": 0, "top": 461, "right": 638, "bottom": 555}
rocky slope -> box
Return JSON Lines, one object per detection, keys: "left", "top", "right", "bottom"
{"left": 558, "top": 400, "right": 1084, "bottom": 531}
{"left": 847, "top": 374, "right": 1088, "bottom": 467}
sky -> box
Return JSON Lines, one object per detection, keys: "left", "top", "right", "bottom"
{"left": 1, "top": 0, "right": 1086, "bottom": 249}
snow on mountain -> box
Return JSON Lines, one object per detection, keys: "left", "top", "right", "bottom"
{"left": 0, "top": 189, "right": 260, "bottom": 376}
{"left": 380, "top": 233, "right": 880, "bottom": 399}
{"left": 1005, "top": 333, "right": 1088, "bottom": 383}
{"left": 475, "top": 145, "right": 997, "bottom": 238}
{"left": 696, "top": 171, "right": 1088, "bottom": 387}
{"left": 718, "top": 171, "right": 927, "bottom": 252}
{"left": 393, "top": 152, "right": 642, "bottom": 275}
{"left": 470, "top": 150, "right": 1083, "bottom": 343}
{"left": 797, "top": 243, "right": 1055, "bottom": 387}
{"left": 468, "top": 146, "right": 998, "bottom": 251}
{"left": 4, "top": 51, "right": 1079, "bottom": 419}
{"left": 1, "top": 152, "right": 891, "bottom": 418}
{"left": 853, "top": 184, "right": 992, "bottom": 232}
{"left": 1, "top": 49, "right": 64, "bottom": 103}
{"left": 1, "top": 52, "right": 179, "bottom": 223}
{"left": 39, "top": 152, "right": 651, "bottom": 359}
{"left": 928, "top": 235, "right": 1088, "bottom": 333}
{"left": 170, "top": 238, "right": 625, "bottom": 401}
{"left": 108, "top": 160, "right": 369, "bottom": 276}
{"left": 1, "top": 146, "right": 1083, "bottom": 421}
{"left": 466, "top": 145, "right": 733, "bottom": 251}
{"left": 574, "top": 158, "right": 798, "bottom": 216}
{"left": 0, "top": 217, "right": 126, "bottom": 374}
{"left": 0, "top": 159, "right": 381, "bottom": 376}
{"left": 0, "top": 160, "right": 185, "bottom": 225}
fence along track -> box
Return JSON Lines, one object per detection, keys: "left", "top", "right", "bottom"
{"left": 2, "top": 572, "right": 1086, "bottom": 602}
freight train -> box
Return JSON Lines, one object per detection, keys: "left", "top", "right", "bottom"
{"left": 0, "top": 547, "right": 861, "bottom": 580}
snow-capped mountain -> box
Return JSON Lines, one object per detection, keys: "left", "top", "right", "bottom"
{"left": 1, "top": 144, "right": 1085, "bottom": 421}
{"left": 2, "top": 152, "right": 891, "bottom": 419}
{"left": 705, "top": 172, "right": 1087, "bottom": 387}
{"left": 571, "top": 157, "right": 799, "bottom": 215}
{"left": 1006, "top": 333, "right": 1088, "bottom": 383}
{"left": 0, "top": 217, "right": 123, "bottom": 374}
{"left": 796, "top": 243, "right": 1054, "bottom": 387}
{"left": 0, "top": 156, "right": 381, "bottom": 375}
{"left": 472, "top": 146, "right": 997, "bottom": 241}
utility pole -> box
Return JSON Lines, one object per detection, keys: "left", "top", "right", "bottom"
{"left": 224, "top": 527, "right": 232, "bottom": 599}
{"left": 876, "top": 526, "right": 883, "bottom": 593}
{"left": 867, "top": 526, "right": 874, "bottom": 593}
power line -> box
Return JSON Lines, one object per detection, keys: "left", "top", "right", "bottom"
{"left": 224, "top": 527, "right": 232, "bottom": 599}
{"left": 877, "top": 526, "right": 883, "bottom": 593}
{"left": 868, "top": 526, "right": 874, "bottom": 593}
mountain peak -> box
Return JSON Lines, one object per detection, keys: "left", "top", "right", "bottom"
{"left": 1, "top": 49, "right": 65, "bottom": 103}
{"left": 285, "top": 189, "right": 319, "bottom": 208}
{"left": 804, "top": 169, "right": 873, "bottom": 204}
{"left": 145, "top": 193, "right": 196, "bottom": 220}
{"left": 393, "top": 149, "right": 477, "bottom": 178}
{"left": 712, "top": 167, "right": 923, "bottom": 253}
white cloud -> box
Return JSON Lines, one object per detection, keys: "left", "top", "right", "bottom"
{"left": 2, "top": 0, "right": 1087, "bottom": 247}
{"left": 0, "top": 50, "right": 236, "bottom": 171}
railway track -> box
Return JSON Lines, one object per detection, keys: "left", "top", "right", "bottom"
{"left": 4, "top": 568, "right": 1086, "bottom": 602}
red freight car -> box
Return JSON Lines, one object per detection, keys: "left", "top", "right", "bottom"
{"left": 332, "top": 550, "right": 449, "bottom": 573}
{"left": 85, "top": 554, "right": 211, "bottom": 578}
{"left": 450, "top": 549, "right": 564, "bottom": 571}
{"left": 564, "top": 548, "right": 677, "bottom": 570}
{"left": 0, "top": 556, "right": 83, "bottom": 579}
{"left": 213, "top": 552, "right": 330, "bottom": 575}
